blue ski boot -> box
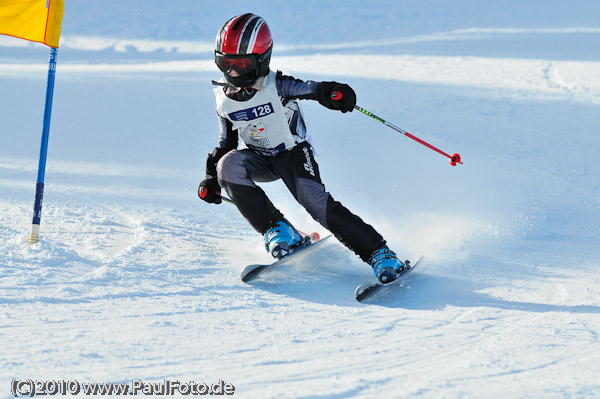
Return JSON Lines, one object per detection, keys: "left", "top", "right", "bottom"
{"left": 264, "top": 219, "right": 307, "bottom": 259}
{"left": 369, "top": 247, "right": 406, "bottom": 284}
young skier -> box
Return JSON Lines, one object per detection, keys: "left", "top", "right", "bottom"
{"left": 198, "top": 13, "right": 405, "bottom": 284}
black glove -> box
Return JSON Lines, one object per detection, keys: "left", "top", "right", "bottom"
{"left": 198, "top": 178, "right": 222, "bottom": 204}
{"left": 315, "top": 81, "right": 356, "bottom": 113}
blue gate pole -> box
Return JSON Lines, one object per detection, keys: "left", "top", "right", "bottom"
{"left": 29, "top": 47, "right": 58, "bottom": 245}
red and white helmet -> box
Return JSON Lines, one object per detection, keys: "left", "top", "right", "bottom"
{"left": 215, "top": 13, "right": 273, "bottom": 87}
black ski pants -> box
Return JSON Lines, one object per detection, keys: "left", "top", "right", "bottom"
{"left": 216, "top": 142, "right": 384, "bottom": 262}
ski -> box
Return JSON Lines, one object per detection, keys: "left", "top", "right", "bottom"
{"left": 355, "top": 256, "right": 424, "bottom": 302}
{"left": 241, "top": 234, "right": 330, "bottom": 283}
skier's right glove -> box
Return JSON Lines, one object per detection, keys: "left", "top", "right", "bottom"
{"left": 198, "top": 178, "right": 222, "bottom": 204}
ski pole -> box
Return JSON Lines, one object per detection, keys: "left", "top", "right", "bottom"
{"left": 355, "top": 104, "right": 462, "bottom": 166}
{"left": 220, "top": 195, "right": 234, "bottom": 205}
{"left": 331, "top": 92, "right": 462, "bottom": 166}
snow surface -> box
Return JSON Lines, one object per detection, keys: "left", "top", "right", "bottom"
{"left": 1, "top": 1, "right": 600, "bottom": 398}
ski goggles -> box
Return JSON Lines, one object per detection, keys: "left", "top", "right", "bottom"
{"left": 215, "top": 52, "right": 258, "bottom": 75}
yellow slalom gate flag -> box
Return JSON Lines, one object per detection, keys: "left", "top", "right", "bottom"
{"left": 0, "top": 0, "right": 64, "bottom": 47}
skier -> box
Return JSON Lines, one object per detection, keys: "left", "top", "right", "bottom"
{"left": 198, "top": 13, "right": 405, "bottom": 284}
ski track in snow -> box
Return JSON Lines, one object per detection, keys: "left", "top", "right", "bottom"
{"left": 2, "top": 7, "right": 600, "bottom": 399}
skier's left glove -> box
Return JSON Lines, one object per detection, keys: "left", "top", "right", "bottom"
{"left": 315, "top": 81, "right": 356, "bottom": 113}
{"left": 198, "top": 178, "right": 222, "bottom": 204}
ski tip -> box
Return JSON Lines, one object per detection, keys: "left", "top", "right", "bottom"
{"left": 354, "top": 283, "right": 378, "bottom": 302}
{"left": 240, "top": 273, "right": 252, "bottom": 283}
{"left": 240, "top": 264, "right": 264, "bottom": 283}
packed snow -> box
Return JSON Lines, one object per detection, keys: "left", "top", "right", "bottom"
{"left": 1, "top": 1, "right": 599, "bottom": 398}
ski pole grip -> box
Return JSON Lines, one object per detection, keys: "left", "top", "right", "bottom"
{"left": 199, "top": 186, "right": 207, "bottom": 198}
{"left": 331, "top": 91, "right": 343, "bottom": 101}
